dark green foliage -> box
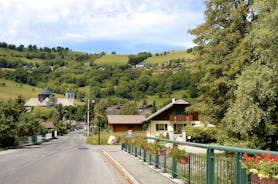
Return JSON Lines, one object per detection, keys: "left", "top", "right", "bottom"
{"left": 119, "top": 102, "right": 138, "bottom": 115}
{"left": 189, "top": 0, "right": 277, "bottom": 149}
{"left": 0, "top": 97, "right": 44, "bottom": 147}
{"left": 128, "top": 52, "right": 152, "bottom": 65}
{"left": 185, "top": 126, "right": 219, "bottom": 143}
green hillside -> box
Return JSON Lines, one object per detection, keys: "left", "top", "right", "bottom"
{"left": 0, "top": 78, "right": 64, "bottom": 100}
{"left": 94, "top": 54, "right": 128, "bottom": 65}
{"left": 143, "top": 50, "right": 195, "bottom": 65}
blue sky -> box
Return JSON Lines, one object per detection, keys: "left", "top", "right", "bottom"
{"left": 0, "top": 0, "right": 205, "bottom": 54}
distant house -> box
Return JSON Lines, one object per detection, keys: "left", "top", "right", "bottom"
{"left": 105, "top": 105, "right": 122, "bottom": 115}
{"left": 40, "top": 121, "right": 55, "bottom": 129}
{"left": 25, "top": 88, "right": 75, "bottom": 110}
{"left": 134, "top": 63, "right": 144, "bottom": 69}
{"left": 105, "top": 104, "right": 152, "bottom": 115}
{"left": 138, "top": 104, "right": 152, "bottom": 115}
{"left": 143, "top": 99, "right": 199, "bottom": 137}
{"left": 65, "top": 90, "right": 75, "bottom": 100}
{"left": 107, "top": 115, "right": 145, "bottom": 132}
{"left": 38, "top": 88, "right": 52, "bottom": 102}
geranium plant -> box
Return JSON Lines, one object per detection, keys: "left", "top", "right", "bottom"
{"left": 167, "top": 145, "right": 187, "bottom": 160}
{"left": 119, "top": 136, "right": 127, "bottom": 144}
{"left": 241, "top": 153, "right": 278, "bottom": 179}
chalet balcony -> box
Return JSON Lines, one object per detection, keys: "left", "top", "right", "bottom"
{"left": 169, "top": 114, "right": 198, "bottom": 121}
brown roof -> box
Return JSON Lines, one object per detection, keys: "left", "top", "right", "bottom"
{"left": 107, "top": 115, "right": 145, "bottom": 124}
{"left": 40, "top": 122, "right": 55, "bottom": 129}
{"left": 144, "top": 99, "right": 190, "bottom": 122}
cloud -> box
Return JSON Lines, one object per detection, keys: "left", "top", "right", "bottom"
{"left": 0, "top": 0, "right": 205, "bottom": 52}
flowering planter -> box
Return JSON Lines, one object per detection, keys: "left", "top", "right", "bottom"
{"left": 251, "top": 175, "right": 278, "bottom": 184}
{"left": 178, "top": 156, "right": 189, "bottom": 164}
{"left": 157, "top": 150, "right": 165, "bottom": 156}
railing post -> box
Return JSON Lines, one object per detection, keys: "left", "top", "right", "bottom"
{"left": 236, "top": 152, "right": 248, "bottom": 184}
{"left": 206, "top": 148, "right": 214, "bottom": 184}
{"left": 155, "top": 154, "right": 159, "bottom": 169}
{"left": 172, "top": 158, "right": 178, "bottom": 178}
{"left": 155, "top": 140, "right": 160, "bottom": 169}
{"left": 164, "top": 151, "right": 167, "bottom": 173}
{"left": 144, "top": 149, "right": 147, "bottom": 162}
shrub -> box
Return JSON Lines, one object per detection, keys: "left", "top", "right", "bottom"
{"left": 87, "top": 132, "right": 121, "bottom": 145}
{"left": 185, "top": 126, "right": 218, "bottom": 143}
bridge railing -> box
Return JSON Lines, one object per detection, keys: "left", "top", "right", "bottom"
{"left": 18, "top": 131, "right": 57, "bottom": 146}
{"left": 121, "top": 136, "right": 278, "bottom": 184}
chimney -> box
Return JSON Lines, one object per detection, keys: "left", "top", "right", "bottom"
{"left": 172, "top": 98, "right": 176, "bottom": 103}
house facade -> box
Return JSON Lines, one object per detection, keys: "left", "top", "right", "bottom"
{"left": 144, "top": 99, "right": 198, "bottom": 137}
{"left": 107, "top": 115, "right": 145, "bottom": 132}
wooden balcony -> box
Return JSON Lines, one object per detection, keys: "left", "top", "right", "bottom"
{"left": 169, "top": 114, "right": 198, "bottom": 121}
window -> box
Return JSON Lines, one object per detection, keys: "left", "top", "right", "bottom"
{"left": 156, "top": 124, "right": 168, "bottom": 131}
{"left": 176, "top": 109, "right": 185, "bottom": 115}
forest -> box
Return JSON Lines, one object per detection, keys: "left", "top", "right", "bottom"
{"left": 0, "top": 0, "right": 277, "bottom": 150}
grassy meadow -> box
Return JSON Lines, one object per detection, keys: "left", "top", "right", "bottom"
{"left": 94, "top": 54, "right": 128, "bottom": 65}
{"left": 0, "top": 78, "right": 64, "bottom": 100}
{"left": 143, "top": 50, "right": 195, "bottom": 65}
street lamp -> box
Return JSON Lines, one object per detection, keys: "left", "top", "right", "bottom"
{"left": 87, "top": 98, "right": 95, "bottom": 137}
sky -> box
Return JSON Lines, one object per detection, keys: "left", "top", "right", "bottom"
{"left": 0, "top": 0, "right": 205, "bottom": 54}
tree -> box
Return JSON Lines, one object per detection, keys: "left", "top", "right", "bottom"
{"left": 224, "top": 0, "right": 278, "bottom": 149}
{"left": 152, "top": 100, "right": 157, "bottom": 113}
{"left": 17, "top": 113, "right": 44, "bottom": 137}
{"left": 119, "top": 102, "right": 138, "bottom": 115}
{"left": 189, "top": 0, "right": 254, "bottom": 123}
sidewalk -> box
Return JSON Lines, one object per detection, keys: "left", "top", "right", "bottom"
{"left": 102, "top": 147, "right": 175, "bottom": 184}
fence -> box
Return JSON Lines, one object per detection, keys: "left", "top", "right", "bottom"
{"left": 18, "top": 131, "right": 57, "bottom": 146}
{"left": 121, "top": 136, "right": 278, "bottom": 184}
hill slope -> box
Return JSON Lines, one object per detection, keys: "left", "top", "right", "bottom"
{"left": 94, "top": 54, "right": 128, "bottom": 65}
{"left": 0, "top": 78, "right": 64, "bottom": 100}
{"left": 143, "top": 50, "right": 195, "bottom": 65}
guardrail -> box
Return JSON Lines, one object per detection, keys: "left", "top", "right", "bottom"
{"left": 18, "top": 131, "right": 57, "bottom": 146}
{"left": 121, "top": 136, "right": 278, "bottom": 184}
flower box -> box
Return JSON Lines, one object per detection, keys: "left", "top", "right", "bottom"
{"left": 178, "top": 156, "right": 189, "bottom": 164}
{"left": 241, "top": 153, "right": 278, "bottom": 182}
{"left": 251, "top": 174, "right": 278, "bottom": 184}
{"left": 157, "top": 149, "right": 165, "bottom": 156}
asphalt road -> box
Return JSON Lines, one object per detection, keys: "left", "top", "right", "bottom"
{"left": 0, "top": 131, "right": 127, "bottom": 184}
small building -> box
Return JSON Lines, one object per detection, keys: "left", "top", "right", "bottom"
{"left": 138, "top": 104, "right": 153, "bottom": 115}
{"left": 65, "top": 90, "right": 75, "bottom": 100}
{"left": 134, "top": 63, "right": 144, "bottom": 69}
{"left": 143, "top": 99, "right": 199, "bottom": 137}
{"left": 105, "top": 105, "right": 122, "bottom": 115}
{"left": 38, "top": 88, "right": 52, "bottom": 102}
{"left": 40, "top": 121, "right": 55, "bottom": 129}
{"left": 107, "top": 115, "right": 145, "bottom": 132}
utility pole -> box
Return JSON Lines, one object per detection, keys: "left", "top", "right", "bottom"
{"left": 87, "top": 99, "right": 90, "bottom": 137}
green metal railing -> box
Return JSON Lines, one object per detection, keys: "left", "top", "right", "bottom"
{"left": 121, "top": 137, "right": 278, "bottom": 184}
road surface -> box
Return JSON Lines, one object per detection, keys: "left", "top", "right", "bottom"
{"left": 0, "top": 131, "right": 127, "bottom": 184}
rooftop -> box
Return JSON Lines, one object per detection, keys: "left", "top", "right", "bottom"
{"left": 144, "top": 99, "right": 190, "bottom": 122}
{"left": 39, "top": 88, "right": 52, "bottom": 95}
{"left": 107, "top": 115, "right": 145, "bottom": 124}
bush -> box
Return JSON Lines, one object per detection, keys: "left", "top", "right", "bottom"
{"left": 185, "top": 126, "right": 219, "bottom": 143}
{"left": 87, "top": 132, "right": 121, "bottom": 145}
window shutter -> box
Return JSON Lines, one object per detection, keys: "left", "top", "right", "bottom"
{"left": 165, "top": 124, "right": 168, "bottom": 131}
{"left": 156, "top": 124, "right": 159, "bottom": 131}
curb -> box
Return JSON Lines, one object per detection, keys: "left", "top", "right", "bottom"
{"left": 101, "top": 150, "right": 140, "bottom": 184}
